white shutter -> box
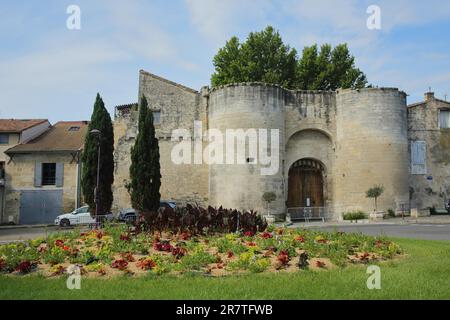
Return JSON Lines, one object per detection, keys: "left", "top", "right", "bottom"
{"left": 440, "top": 110, "right": 450, "bottom": 129}
{"left": 411, "top": 141, "right": 427, "bottom": 175}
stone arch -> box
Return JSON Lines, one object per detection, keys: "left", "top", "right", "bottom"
{"left": 285, "top": 129, "right": 334, "bottom": 208}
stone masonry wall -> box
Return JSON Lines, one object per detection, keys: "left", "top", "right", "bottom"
{"left": 408, "top": 96, "right": 450, "bottom": 212}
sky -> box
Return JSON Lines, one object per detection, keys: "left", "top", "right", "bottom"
{"left": 0, "top": 0, "right": 450, "bottom": 123}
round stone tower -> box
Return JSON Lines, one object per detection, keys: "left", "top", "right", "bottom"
{"left": 334, "top": 88, "right": 409, "bottom": 217}
{"left": 208, "top": 84, "right": 286, "bottom": 215}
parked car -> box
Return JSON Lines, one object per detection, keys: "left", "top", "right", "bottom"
{"left": 54, "top": 206, "right": 114, "bottom": 227}
{"left": 118, "top": 201, "right": 177, "bottom": 223}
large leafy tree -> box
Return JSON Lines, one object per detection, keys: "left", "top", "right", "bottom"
{"left": 296, "top": 44, "right": 367, "bottom": 90}
{"left": 211, "top": 26, "right": 298, "bottom": 89}
{"left": 127, "top": 96, "right": 161, "bottom": 214}
{"left": 212, "top": 26, "right": 368, "bottom": 90}
{"left": 81, "top": 93, "right": 114, "bottom": 216}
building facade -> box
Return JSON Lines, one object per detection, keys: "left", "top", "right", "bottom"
{"left": 3, "top": 121, "right": 88, "bottom": 224}
{"left": 0, "top": 119, "right": 50, "bottom": 224}
{"left": 112, "top": 70, "right": 450, "bottom": 220}
{"left": 408, "top": 93, "right": 450, "bottom": 215}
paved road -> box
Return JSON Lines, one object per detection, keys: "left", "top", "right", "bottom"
{"left": 0, "top": 226, "right": 72, "bottom": 244}
{"left": 1, "top": 223, "right": 450, "bottom": 243}
{"left": 302, "top": 223, "right": 450, "bottom": 241}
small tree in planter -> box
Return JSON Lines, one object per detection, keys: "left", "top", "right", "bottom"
{"left": 366, "top": 185, "right": 384, "bottom": 212}
{"left": 262, "top": 192, "right": 277, "bottom": 223}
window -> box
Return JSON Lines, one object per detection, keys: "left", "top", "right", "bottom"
{"left": 0, "top": 161, "right": 4, "bottom": 179}
{"left": 0, "top": 134, "right": 9, "bottom": 145}
{"left": 153, "top": 111, "right": 161, "bottom": 125}
{"left": 440, "top": 110, "right": 450, "bottom": 129}
{"left": 42, "top": 163, "right": 56, "bottom": 186}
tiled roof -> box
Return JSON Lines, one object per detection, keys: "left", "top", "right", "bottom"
{"left": 6, "top": 121, "right": 89, "bottom": 154}
{"left": 0, "top": 119, "right": 48, "bottom": 133}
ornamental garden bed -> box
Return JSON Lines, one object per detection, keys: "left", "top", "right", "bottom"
{"left": 0, "top": 224, "right": 403, "bottom": 278}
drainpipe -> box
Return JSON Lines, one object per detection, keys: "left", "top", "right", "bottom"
{"left": 76, "top": 150, "right": 82, "bottom": 208}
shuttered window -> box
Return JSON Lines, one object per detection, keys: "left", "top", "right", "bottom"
{"left": 440, "top": 110, "right": 450, "bottom": 129}
{"left": 0, "top": 134, "right": 9, "bottom": 144}
{"left": 153, "top": 111, "right": 161, "bottom": 125}
{"left": 411, "top": 141, "right": 427, "bottom": 175}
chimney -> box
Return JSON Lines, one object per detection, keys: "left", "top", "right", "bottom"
{"left": 424, "top": 92, "right": 435, "bottom": 102}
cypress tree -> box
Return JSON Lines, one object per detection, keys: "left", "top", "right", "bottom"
{"left": 81, "top": 93, "right": 115, "bottom": 216}
{"left": 128, "top": 95, "right": 161, "bottom": 214}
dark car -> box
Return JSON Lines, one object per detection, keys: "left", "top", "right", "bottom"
{"left": 118, "top": 201, "right": 177, "bottom": 223}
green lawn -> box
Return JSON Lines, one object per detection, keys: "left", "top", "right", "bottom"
{"left": 1, "top": 237, "right": 449, "bottom": 300}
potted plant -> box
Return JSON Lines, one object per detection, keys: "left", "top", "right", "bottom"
{"left": 366, "top": 185, "right": 385, "bottom": 220}
{"left": 262, "top": 192, "right": 277, "bottom": 224}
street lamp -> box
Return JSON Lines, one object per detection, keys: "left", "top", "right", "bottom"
{"left": 90, "top": 129, "right": 102, "bottom": 228}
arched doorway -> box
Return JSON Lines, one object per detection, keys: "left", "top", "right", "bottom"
{"left": 287, "top": 159, "right": 325, "bottom": 208}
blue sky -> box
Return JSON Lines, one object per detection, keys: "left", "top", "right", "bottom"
{"left": 1, "top": 0, "right": 450, "bottom": 123}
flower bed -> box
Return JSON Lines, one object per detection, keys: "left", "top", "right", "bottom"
{"left": 0, "top": 225, "right": 402, "bottom": 278}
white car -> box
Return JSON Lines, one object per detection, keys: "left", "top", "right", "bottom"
{"left": 54, "top": 206, "right": 114, "bottom": 227}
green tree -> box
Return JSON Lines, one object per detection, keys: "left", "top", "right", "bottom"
{"left": 81, "top": 93, "right": 114, "bottom": 216}
{"left": 296, "top": 44, "right": 367, "bottom": 90}
{"left": 366, "top": 185, "right": 385, "bottom": 212}
{"left": 127, "top": 96, "right": 161, "bottom": 214}
{"left": 211, "top": 26, "right": 298, "bottom": 88}
{"left": 212, "top": 26, "right": 368, "bottom": 90}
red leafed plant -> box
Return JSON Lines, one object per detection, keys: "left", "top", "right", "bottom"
{"left": 0, "top": 259, "right": 6, "bottom": 272}
{"left": 227, "top": 251, "right": 234, "bottom": 259}
{"left": 155, "top": 241, "right": 174, "bottom": 253}
{"left": 120, "top": 234, "right": 131, "bottom": 242}
{"left": 179, "top": 232, "right": 191, "bottom": 241}
{"left": 277, "top": 251, "right": 290, "bottom": 266}
{"left": 317, "top": 239, "right": 329, "bottom": 244}
{"left": 120, "top": 252, "right": 135, "bottom": 262}
{"left": 358, "top": 252, "right": 371, "bottom": 262}
{"left": 16, "top": 261, "right": 35, "bottom": 274}
{"left": 136, "top": 258, "right": 156, "bottom": 271}
{"left": 244, "top": 231, "right": 254, "bottom": 237}
{"left": 260, "top": 232, "right": 273, "bottom": 239}
{"left": 111, "top": 259, "right": 128, "bottom": 270}
{"left": 54, "top": 240, "right": 64, "bottom": 248}
{"left": 246, "top": 242, "right": 257, "bottom": 247}
{"left": 62, "top": 246, "right": 70, "bottom": 251}
{"left": 171, "top": 247, "right": 187, "bottom": 259}
{"left": 316, "top": 260, "right": 326, "bottom": 268}
{"left": 295, "top": 236, "right": 306, "bottom": 243}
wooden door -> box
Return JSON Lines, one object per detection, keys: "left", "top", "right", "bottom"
{"left": 288, "top": 163, "right": 324, "bottom": 208}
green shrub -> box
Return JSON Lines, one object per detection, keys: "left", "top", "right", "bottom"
{"left": 343, "top": 211, "right": 367, "bottom": 221}
{"left": 387, "top": 209, "right": 396, "bottom": 218}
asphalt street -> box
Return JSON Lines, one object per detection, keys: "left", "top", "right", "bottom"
{"left": 0, "top": 222, "right": 450, "bottom": 243}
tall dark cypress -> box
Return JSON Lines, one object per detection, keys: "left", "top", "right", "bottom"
{"left": 81, "top": 93, "right": 114, "bottom": 216}
{"left": 128, "top": 95, "right": 161, "bottom": 214}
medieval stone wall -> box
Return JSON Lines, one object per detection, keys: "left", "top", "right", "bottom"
{"left": 408, "top": 95, "right": 450, "bottom": 212}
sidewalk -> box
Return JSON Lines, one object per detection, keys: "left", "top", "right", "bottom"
{"left": 280, "top": 215, "right": 450, "bottom": 228}
{"left": 0, "top": 223, "right": 56, "bottom": 230}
